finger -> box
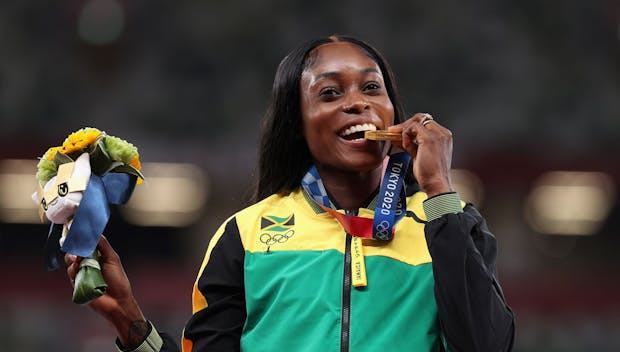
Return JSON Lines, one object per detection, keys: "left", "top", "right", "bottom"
{"left": 386, "top": 125, "right": 402, "bottom": 133}
{"left": 64, "top": 253, "right": 78, "bottom": 266}
{"left": 66, "top": 260, "right": 80, "bottom": 284}
{"left": 411, "top": 112, "right": 433, "bottom": 124}
{"left": 421, "top": 117, "right": 434, "bottom": 127}
{"left": 96, "top": 235, "right": 113, "bottom": 258}
{"left": 402, "top": 128, "right": 417, "bottom": 150}
{"left": 415, "top": 113, "right": 452, "bottom": 136}
{"left": 410, "top": 112, "right": 442, "bottom": 141}
{"left": 96, "top": 235, "right": 122, "bottom": 264}
{"left": 419, "top": 118, "right": 453, "bottom": 142}
{"left": 404, "top": 117, "right": 429, "bottom": 146}
{"left": 97, "top": 235, "right": 111, "bottom": 254}
{"left": 401, "top": 126, "right": 420, "bottom": 150}
{"left": 404, "top": 139, "right": 418, "bottom": 160}
{"left": 386, "top": 125, "right": 404, "bottom": 148}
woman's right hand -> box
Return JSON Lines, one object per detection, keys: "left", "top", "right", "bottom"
{"left": 65, "top": 235, "right": 150, "bottom": 348}
{"left": 388, "top": 112, "right": 454, "bottom": 198}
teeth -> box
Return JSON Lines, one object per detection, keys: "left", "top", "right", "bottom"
{"left": 341, "top": 123, "right": 377, "bottom": 137}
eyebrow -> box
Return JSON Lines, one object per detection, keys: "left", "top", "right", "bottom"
{"left": 314, "top": 67, "right": 381, "bottom": 82}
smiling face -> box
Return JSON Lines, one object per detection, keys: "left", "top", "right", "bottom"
{"left": 300, "top": 42, "right": 395, "bottom": 173}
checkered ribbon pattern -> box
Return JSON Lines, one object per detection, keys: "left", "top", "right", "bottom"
{"left": 301, "top": 168, "right": 332, "bottom": 208}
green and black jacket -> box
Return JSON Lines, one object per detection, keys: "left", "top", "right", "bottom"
{"left": 130, "top": 188, "right": 514, "bottom": 352}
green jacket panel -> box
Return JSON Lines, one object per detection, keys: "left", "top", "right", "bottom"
{"left": 237, "top": 189, "right": 441, "bottom": 351}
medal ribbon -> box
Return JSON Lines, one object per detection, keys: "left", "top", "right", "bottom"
{"left": 301, "top": 151, "right": 411, "bottom": 240}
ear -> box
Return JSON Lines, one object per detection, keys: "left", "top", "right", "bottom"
{"left": 72, "top": 153, "right": 91, "bottom": 181}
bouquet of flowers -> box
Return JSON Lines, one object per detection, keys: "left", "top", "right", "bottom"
{"left": 32, "top": 127, "right": 143, "bottom": 304}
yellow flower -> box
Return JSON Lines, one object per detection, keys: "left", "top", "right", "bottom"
{"left": 129, "top": 155, "right": 141, "bottom": 171}
{"left": 35, "top": 126, "right": 143, "bottom": 186}
{"left": 42, "top": 146, "right": 62, "bottom": 161}
{"left": 61, "top": 127, "right": 102, "bottom": 155}
{"left": 129, "top": 155, "right": 143, "bottom": 184}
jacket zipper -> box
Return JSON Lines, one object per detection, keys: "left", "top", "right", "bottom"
{"left": 341, "top": 208, "right": 356, "bottom": 352}
{"left": 341, "top": 232, "right": 352, "bottom": 352}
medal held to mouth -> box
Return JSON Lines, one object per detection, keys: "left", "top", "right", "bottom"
{"left": 364, "top": 130, "right": 402, "bottom": 141}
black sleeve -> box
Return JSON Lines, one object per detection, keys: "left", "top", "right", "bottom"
{"left": 425, "top": 204, "right": 515, "bottom": 352}
{"left": 182, "top": 217, "right": 246, "bottom": 351}
{"left": 159, "top": 332, "right": 181, "bottom": 352}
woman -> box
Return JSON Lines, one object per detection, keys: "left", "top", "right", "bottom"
{"left": 67, "top": 35, "right": 515, "bottom": 351}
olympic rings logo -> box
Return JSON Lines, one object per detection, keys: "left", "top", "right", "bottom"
{"left": 374, "top": 220, "right": 391, "bottom": 240}
{"left": 260, "top": 229, "right": 295, "bottom": 246}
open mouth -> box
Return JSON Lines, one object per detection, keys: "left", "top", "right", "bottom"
{"left": 339, "top": 123, "right": 377, "bottom": 141}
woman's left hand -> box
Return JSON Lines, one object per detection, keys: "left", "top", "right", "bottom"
{"left": 388, "top": 112, "right": 454, "bottom": 197}
{"left": 65, "top": 236, "right": 148, "bottom": 348}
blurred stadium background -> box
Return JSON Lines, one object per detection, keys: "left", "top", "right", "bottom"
{"left": 1, "top": 0, "right": 619, "bottom": 351}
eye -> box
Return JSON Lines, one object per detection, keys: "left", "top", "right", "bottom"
{"left": 319, "top": 87, "right": 341, "bottom": 101}
{"left": 58, "top": 182, "right": 69, "bottom": 197}
{"left": 363, "top": 82, "right": 382, "bottom": 92}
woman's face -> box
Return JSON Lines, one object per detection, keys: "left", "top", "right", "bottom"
{"left": 300, "top": 42, "right": 394, "bottom": 173}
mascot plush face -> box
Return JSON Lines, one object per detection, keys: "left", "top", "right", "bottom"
{"left": 35, "top": 153, "right": 91, "bottom": 226}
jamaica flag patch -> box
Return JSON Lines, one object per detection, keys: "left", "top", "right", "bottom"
{"left": 261, "top": 214, "right": 295, "bottom": 232}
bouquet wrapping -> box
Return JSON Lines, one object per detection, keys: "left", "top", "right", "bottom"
{"left": 32, "top": 127, "right": 143, "bottom": 304}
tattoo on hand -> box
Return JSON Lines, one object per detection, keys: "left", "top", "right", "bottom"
{"left": 127, "top": 320, "right": 149, "bottom": 347}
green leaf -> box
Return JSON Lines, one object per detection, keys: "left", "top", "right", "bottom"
{"left": 95, "top": 139, "right": 110, "bottom": 159}
{"left": 72, "top": 252, "right": 107, "bottom": 305}
{"left": 54, "top": 152, "right": 74, "bottom": 166}
{"left": 102, "top": 161, "right": 125, "bottom": 175}
{"left": 89, "top": 142, "right": 113, "bottom": 176}
{"left": 110, "top": 164, "right": 145, "bottom": 180}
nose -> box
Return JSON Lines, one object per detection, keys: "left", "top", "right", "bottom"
{"left": 342, "top": 93, "right": 369, "bottom": 114}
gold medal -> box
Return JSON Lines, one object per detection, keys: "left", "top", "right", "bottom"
{"left": 364, "top": 130, "right": 402, "bottom": 141}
